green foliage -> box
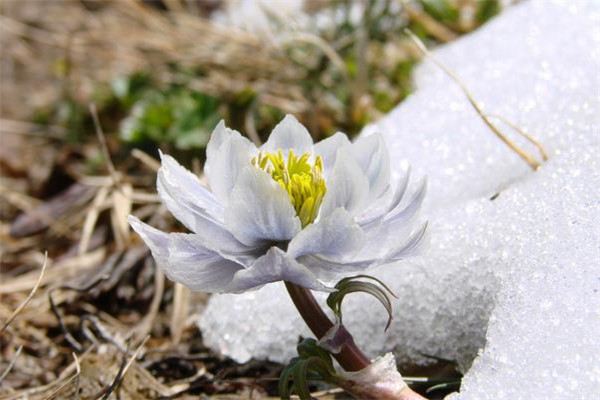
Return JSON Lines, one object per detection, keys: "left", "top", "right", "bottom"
{"left": 279, "top": 339, "right": 338, "bottom": 400}
{"left": 420, "top": 0, "right": 460, "bottom": 24}
{"left": 111, "top": 72, "right": 154, "bottom": 109}
{"left": 476, "top": 0, "right": 501, "bottom": 24}
{"left": 419, "top": 0, "right": 500, "bottom": 27}
{"left": 32, "top": 72, "right": 222, "bottom": 153}
{"left": 117, "top": 77, "right": 221, "bottom": 151}
{"left": 327, "top": 275, "right": 396, "bottom": 331}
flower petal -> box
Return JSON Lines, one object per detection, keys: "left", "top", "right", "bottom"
{"left": 297, "top": 254, "right": 373, "bottom": 281}
{"left": 261, "top": 114, "right": 314, "bottom": 154}
{"left": 226, "top": 247, "right": 333, "bottom": 292}
{"left": 182, "top": 222, "right": 263, "bottom": 266}
{"left": 357, "top": 166, "right": 411, "bottom": 228}
{"left": 287, "top": 208, "right": 364, "bottom": 259}
{"left": 158, "top": 151, "right": 223, "bottom": 220}
{"left": 157, "top": 161, "right": 243, "bottom": 244}
{"left": 157, "top": 176, "right": 238, "bottom": 240}
{"left": 320, "top": 147, "right": 369, "bottom": 217}
{"left": 298, "top": 222, "right": 428, "bottom": 281}
{"left": 385, "top": 177, "right": 427, "bottom": 224}
{"left": 129, "top": 216, "right": 244, "bottom": 293}
{"left": 355, "top": 177, "right": 426, "bottom": 257}
{"left": 314, "top": 132, "right": 351, "bottom": 174}
{"left": 349, "top": 133, "right": 390, "bottom": 202}
{"left": 386, "top": 222, "right": 428, "bottom": 259}
{"left": 204, "top": 121, "right": 256, "bottom": 204}
{"left": 225, "top": 166, "right": 301, "bottom": 246}
{"left": 205, "top": 120, "right": 229, "bottom": 162}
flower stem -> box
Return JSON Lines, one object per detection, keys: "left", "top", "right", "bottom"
{"left": 284, "top": 281, "right": 370, "bottom": 371}
{"left": 284, "top": 281, "right": 428, "bottom": 400}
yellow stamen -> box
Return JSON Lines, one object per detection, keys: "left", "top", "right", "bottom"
{"left": 252, "top": 150, "right": 327, "bottom": 228}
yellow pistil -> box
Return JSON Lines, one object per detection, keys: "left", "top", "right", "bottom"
{"left": 252, "top": 150, "right": 327, "bottom": 228}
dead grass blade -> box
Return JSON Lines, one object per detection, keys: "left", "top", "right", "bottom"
{"left": 89, "top": 103, "right": 119, "bottom": 185}
{"left": 79, "top": 186, "right": 110, "bottom": 255}
{"left": 133, "top": 259, "right": 164, "bottom": 342}
{"left": 1, "top": 252, "right": 48, "bottom": 334}
{"left": 0, "top": 345, "right": 23, "bottom": 384}
{"left": 170, "top": 282, "right": 190, "bottom": 345}
{"left": 405, "top": 29, "right": 547, "bottom": 171}
{"left": 131, "top": 149, "right": 161, "bottom": 172}
{"left": 97, "top": 336, "right": 149, "bottom": 400}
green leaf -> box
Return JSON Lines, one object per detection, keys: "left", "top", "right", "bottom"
{"left": 297, "top": 339, "right": 335, "bottom": 374}
{"left": 278, "top": 339, "right": 338, "bottom": 400}
{"left": 278, "top": 361, "right": 298, "bottom": 400}
{"left": 293, "top": 360, "right": 312, "bottom": 400}
{"left": 327, "top": 275, "right": 396, "bottom": 331}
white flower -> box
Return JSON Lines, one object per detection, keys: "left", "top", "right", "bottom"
{"left": 128, "top": 115, "right": 426, "bottom": 293}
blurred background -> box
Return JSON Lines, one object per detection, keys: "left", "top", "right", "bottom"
{"left": 1, "top": 0, "right": 506, "bottom": 398}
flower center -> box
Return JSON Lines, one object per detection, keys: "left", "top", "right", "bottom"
{"left": 252, "top": 150, "right": 327, "bottom": 228}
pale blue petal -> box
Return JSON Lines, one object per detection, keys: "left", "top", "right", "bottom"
{"left": 287, "top": 208, "right": 364, "bottom": 259}
{"left": 320, "top": 148, "right": 369, "bottom": 217}
{"left": 158, "top": 151, "right": 223, "bottom": 220}
{"left": 182, "top": 224, "right": 263, "bottom": 267}
{"left": 298, "top": 254, "right": 373, "bottom": 281}
{"left": 385, "top": 177, "right": 427, "bottom": 224}
{"left": 156, "top": 150, "right": 227, "bottom": 241}
{"left": 128, "top": 215, "right": 169, "bottom": 265}
{"left": 226, "top": 247, "right": 333, "bottom": 293}
{"left": 386, "top": 222, "right": 428, "bottom": 259}
{"left": 349, "top": 134, "right": 390, "bottom": 202}
{"left": 387, "top": 166, "right": 411, "bottom": 215}
{"left": 157, "top": 171, "right": 217, "bottom": 232}
{"left": 151, "top": 159, "right": 263, "bottom": 259}
{"left": 261, "top": 114, "right": 314, "bottom": 154}
{"left": 205, "top": 120, "right": 229, "bottom": 163}
{"left": 357, "top": 179, "right": 426, "bottom": 260}
{"left": 299, "top": 223, "right": 427, "bottom": 281}
{"left": 204, "top": 122, "right": 256, "bottom": 204}
{"left": 314, "top": 132, "right": 351, "bottom": 174}
{"left": 157, "top": 167, "right": 241, "bottom": 243}
{"left": 225, "top": 166, "right": 301, "bottom": 246}
{"left": 129, "top": 216, "right": 244, "bottom": 293}
{"left": 357, "top": 167, "right": 411, "bottom": 228}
